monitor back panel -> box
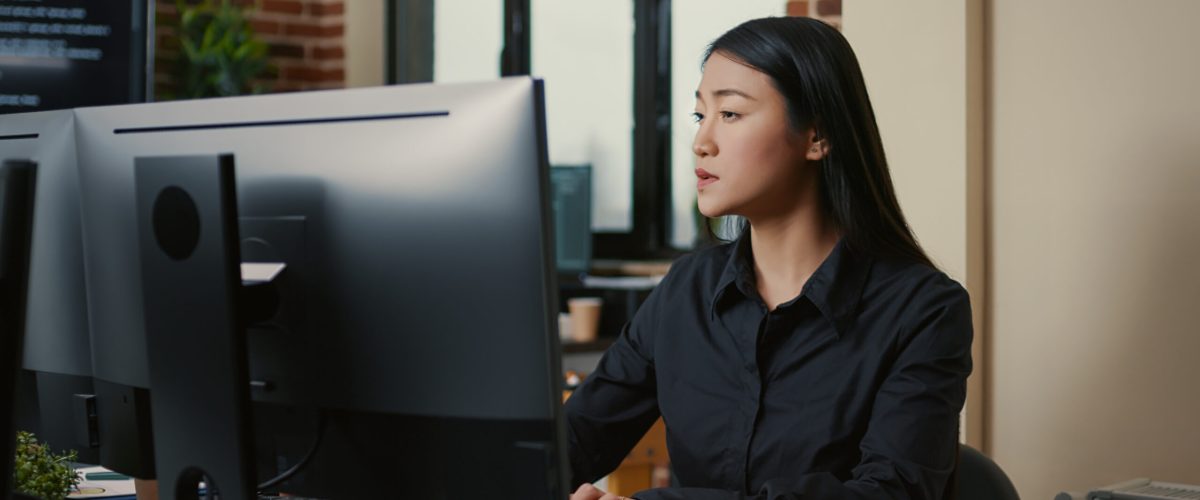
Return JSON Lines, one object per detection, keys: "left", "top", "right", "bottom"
{"left": 73, "top": 79, "right": 561, "bottom": 422}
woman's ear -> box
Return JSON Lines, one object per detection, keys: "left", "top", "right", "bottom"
{"left": 805, "top": 129, "right": 830, "bottom": 161}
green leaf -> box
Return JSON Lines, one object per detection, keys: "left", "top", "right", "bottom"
{"left": 180, "top": 6, "right": 196, "bottom": 30}
{"left": 180, "top": 37, "right": 198, "bottom": 61}
{"left": 201, "top": 22, "right": 218, "bottom": 50}
{"left": 232, "top": 42, "right": 253, "bottom": 61}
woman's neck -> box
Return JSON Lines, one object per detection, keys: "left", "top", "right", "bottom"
{"left": 747, "top": 202, "right": 840, "bottom": 310}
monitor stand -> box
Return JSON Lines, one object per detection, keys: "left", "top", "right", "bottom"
{"left": 134, "top": 154, "right": 256, "bottom": 500}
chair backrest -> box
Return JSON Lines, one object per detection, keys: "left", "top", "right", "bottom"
{"left": 952, "top": 443, "right": 1021, "bottom": 500}
{"left": 667, "top": 442, "right": 1019, "bottom": 499}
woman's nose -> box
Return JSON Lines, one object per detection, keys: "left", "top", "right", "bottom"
{"left": 693, "top": 129, "right": 717, "bottom": 158}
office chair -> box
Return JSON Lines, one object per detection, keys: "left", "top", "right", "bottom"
{"left": 949, "top": 443, "right": 1021, "bottom": 500}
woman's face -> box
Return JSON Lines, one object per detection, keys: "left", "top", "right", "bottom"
{"left": 692, "top": 52, "right": 821, "bottom": 220}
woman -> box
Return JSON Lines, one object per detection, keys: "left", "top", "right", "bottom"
{"left": 566, "top": 16, "right": 972, "bottom": 500}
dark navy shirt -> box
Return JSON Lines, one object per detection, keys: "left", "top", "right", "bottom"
{"left": 564, "top": 234, "right": 973, "bottom": 499}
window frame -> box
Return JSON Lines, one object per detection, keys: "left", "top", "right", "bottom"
{"left": 385, "top": 0, "right": 434, "bottom": 84}
{"left": 388, "top": 0, "right": 679, "bottom": 260}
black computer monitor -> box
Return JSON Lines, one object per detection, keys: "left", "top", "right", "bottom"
{"left": 0, "top": 111, "right": 98, "bottom": 467}
{"left": 0, "top": 0, "right": 152, "bottom": 114}
{"left": 1, "top": 160, "right": 37, "bottom": 500}
{"left": 551, "top": 165, "right": 593, "bottom": 279}
{"left": 73, "top": 78, "right": 568, "bottom": 498}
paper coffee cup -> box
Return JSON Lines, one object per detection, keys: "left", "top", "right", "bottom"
{"left": 567, "top": 297, "right": 603, "bottom": 343}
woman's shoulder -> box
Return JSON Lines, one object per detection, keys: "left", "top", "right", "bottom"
{"left": 865, "top": 255, "right": 970, "bottom": 312}
{"left": 862, "top": 256, "right": 973, "bottom": 351}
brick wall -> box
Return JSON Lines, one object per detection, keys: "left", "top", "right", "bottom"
{"left": 786, "top": 0, "right": 842, "bottom": 29}
{"left": 155, "top": 0, "right": 346, "bottom": 99}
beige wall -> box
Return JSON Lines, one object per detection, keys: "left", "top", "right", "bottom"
{"left": 842, "top": 0, "right": 987, "bottom": 447}
{"left": 843, "top": 1, "right": 971, "bottom": 283}
{"left": 345, "top": 0, "right": 385, "bottom": 88}
{"left": 990, "top": 0, "right": 1200, "bottom": 498}
{"left": 851, "top": 0, "right": 1200, "bottom": 498}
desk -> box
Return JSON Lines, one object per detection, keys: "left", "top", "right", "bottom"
{"left": 607, "top": 418, "right": 670, "bottom": 495}
{"left": 563, "top": 388, "right": 670, "bottom": 496}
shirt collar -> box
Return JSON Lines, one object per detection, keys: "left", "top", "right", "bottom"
{"left": 709, "top": 229, "right": 873, "bottom": 336}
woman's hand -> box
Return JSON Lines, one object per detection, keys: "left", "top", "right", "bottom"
{"left": 570, "top": 482, "right": 631, "bottom": 500}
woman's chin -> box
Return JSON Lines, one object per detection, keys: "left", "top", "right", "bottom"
{"left": 698, "top": 192, "right": 742, "bottom": 217}
{"left": 697, "top": 201, "right": 722, "bottom": 219}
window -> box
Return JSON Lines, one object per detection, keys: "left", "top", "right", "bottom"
{"left": 434, "top": 0, "right": 503, "bottom": 83}
{"left": 532, "top": 0, "right": 635, "bottom": 232}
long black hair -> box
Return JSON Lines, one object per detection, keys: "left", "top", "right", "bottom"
{"left": 704, "top": 16, "right": 934, "bottom": 268}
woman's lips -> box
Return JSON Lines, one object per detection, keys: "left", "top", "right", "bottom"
{"left": 696, "top": 168, "right": 718, "bottom": 189}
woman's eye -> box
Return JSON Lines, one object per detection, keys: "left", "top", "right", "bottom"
{"left": 691, "top": 112, "right": 704, "bottom": 123}
{"left": 720, "top": 111, "right": 739, "bottom": 121}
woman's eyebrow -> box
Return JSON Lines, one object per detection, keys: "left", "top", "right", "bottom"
{"left": 694, "top": 88, "right": 757, "bottom": 101}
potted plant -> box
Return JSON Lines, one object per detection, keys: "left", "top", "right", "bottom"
{"left": 169, "top": 0, "right": 271, "bottom": 99}
{"left": 11, "top": 431, "right": 79, "bottom": 500}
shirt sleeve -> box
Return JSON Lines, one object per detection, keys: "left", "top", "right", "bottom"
{"left": 632, "top": 276, "right": 974, "bottom": 500}
{"left": 564, "top": 279, "right": 667, "bottom": 490}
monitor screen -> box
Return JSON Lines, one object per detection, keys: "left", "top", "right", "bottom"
{"left": 0, "top": 0, "right": 150, "bottom": 114}
{"left": 551, "top": 165, "right": 592, "bottom": 277}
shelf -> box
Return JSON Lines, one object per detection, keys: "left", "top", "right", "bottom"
{"left": 590, "top": 259, "right": 673, "bottom": 277}
{"left": 561, "top": 337, "right": 615, "bottom": 354}
{"left": 578, "top": 274, "right": 662, "bottom": 290}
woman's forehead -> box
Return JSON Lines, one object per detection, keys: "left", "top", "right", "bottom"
{"left": 697, "top": 53, "right": 774, "bottom": 100}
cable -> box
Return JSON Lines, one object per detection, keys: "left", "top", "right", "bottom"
{"left": 256, "top": 411, "right": 329, "bottom": 493}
